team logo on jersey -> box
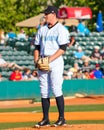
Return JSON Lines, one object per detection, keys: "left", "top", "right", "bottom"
{"left": 44, "top": 36, "right": 58, "bottom": 41}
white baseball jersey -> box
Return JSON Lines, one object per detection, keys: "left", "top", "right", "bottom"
{"left": 35, "top": 22, "right": 70, "bottom": 98}
{"left": 35, "top": 23, "right": 70, "bottom": 56}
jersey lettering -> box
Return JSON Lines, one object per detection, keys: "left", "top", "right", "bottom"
{"left": 44, "top": 35, "right": 58, "bottom": 41}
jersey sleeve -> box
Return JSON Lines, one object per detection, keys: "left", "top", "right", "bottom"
{"left": 57, "top": 25, "right": 70, "bottom": 45}
{"left": 34, "top": 29, "right": 42, "bottom": 45}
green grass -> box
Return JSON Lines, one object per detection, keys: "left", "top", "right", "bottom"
{"left": 0, "top": 120, "right": 104, "bottom": 129}
{"left": 0, "top": 104, "right": 104, "bottom": 113}
{"left": 0, "top": 104, "right": 104, "bottom": 129}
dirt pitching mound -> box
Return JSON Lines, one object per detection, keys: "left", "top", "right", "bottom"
{"left": 8, "top": 124, "right": 104, "bottom": 130}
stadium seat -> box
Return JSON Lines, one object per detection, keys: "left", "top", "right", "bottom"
{"left": 19, "top": 51, "right": 28, "bottom": 56}
{"left": 1, "top": 71, "right": 9, "bottom": 78}
{"left": 81, "top": 37, "right": 90, "bottom": 42}
{"left": 28, "top": 55, "right": 34, "bottom": 59}
{"left": 15, "top": 41, "right": 30, "bottom": 53}
{"left": 64, "top": 64, "right": 72, "bottom": 70}
{"left": 85, "top": 50, "right": 92, "bottom": 56}
{"left": 99, "top": 32, "right": 104, "bottom": 37}
{"left": 6, "top": 38, "right": 16, "bottom": 48}
{"left": 90, "top": 32, "right": 100, "bottom": 37}
{"left": 0, "top": 46, "right": 4, "bottom": 51}
{"left": 28, "top": 65, "right": 35, "bottom": 70}
{"left": 30, "top": 45, "right": 35, "bottom": 54}
{"left": 8, "top": 55, "right": 15, "bottom": 61}
{"left": 89, "top": 37, "right": 97, "bottom": 41}
{"left": 85, "top": 46, "right": 93, "bottom": 51}
{"left": 7, "top": 51, "right": 13, "bottom": 56}
{"left": 1, "top": 51, "right": 8, "bottom": 56}
{"left": 3, "top": 55, "right": 9, "bottom": 61}
{"left": 79, "top": 42, "right": 86, "bottom": 47}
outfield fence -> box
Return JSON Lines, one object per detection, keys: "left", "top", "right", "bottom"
{"left": 0, "top": 79, "right": 104, "bottom": 100}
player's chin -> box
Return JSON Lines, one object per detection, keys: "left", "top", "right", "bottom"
{"left": 46, "top": 21, "right": 50, "bottom": 24}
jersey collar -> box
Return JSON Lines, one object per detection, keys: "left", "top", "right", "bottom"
{"left": 48, "top": 21, "right": 58, "bottom": 29}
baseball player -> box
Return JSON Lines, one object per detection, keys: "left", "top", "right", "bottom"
{"left": 34, "top": 5, "right": 70, "bottom": 127}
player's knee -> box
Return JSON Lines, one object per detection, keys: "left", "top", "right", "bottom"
{"left": 41, "top": 92, "right": 50, "bottom": 98}
{"left": 53, "top": 90, "right": 63, "bottom": 97}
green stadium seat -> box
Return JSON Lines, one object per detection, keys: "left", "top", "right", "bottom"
{"left": 1, "top": 51, "right": 8, "bottom": 56}
{"left": 90, "top": 32, "right": 100, "bottom": 37}
{"left": 27, "top": 55, "right": 34, "bottom": 60}
{"left": 97, "top": 37, "right": 103, "bottom": 41}
{"left": 99, "top": 32, "right": 104, "bottom": 37}
{"left": 0, "top": 46, "right": 4, "bottom": 51}
{"left": 15, "top": 41, "right": 30, "bottom": 53}
{"left": 3, "top": 55, "right": 9, "bottom": 61}
{"left": 90, "top": 60, "right": 99, "bottom": 65}
{"left": 85, "top": 50, "right": 92, "bottom": 56}
{"left": 14, "top": 56, "right": 22, "bottom": 61}
{"left": 28, "top": 65, "right": 35, "bottom": 70}
{"left": 17, "top": 60, "right": 24, "bottom": 66}
{"left": 19, "top": 51, "right": 28, "bottom": 56}
{"left": 8, "top": 55, "right": 15, "bottom": 62}
{"left": 7, "top": 51, "right": 13, "bottom": 56}
{"left": 30, "top": 45, "right": 35, "bottom": 54}
{"left": 75, "top": 37, "right": 82, "bottom": 41}
{"left": 64, "top": 64, "right": 72, "bottom": 70}
{"left": 6, "top": 38, "right": 16, "bottom": 48}
{"left": 18, "top": 38, "right": 27, "bottom": 42}
{"left": 86, "top": 46, "right": 93, "bottom": 51}
{"left": 81, "top": 37, "right": 90, "bottom": 41}
{"left": 79, "top": 42, "right": 86, "bottom": 46}
{"left": 1, "top": 71, "right": 9, "bottom": 78}
{"left": 13, "top": 51, "right": 20, "bottom": 56}
{"left": 4, "top": 46, "right": 12, "bottom": 51}
{"left": 89, "top": 37, "right": 97, "bottom": 41}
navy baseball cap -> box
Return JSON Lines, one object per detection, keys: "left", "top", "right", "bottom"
{"left": 44, "top": 5, "right": 58, "bottom": 16}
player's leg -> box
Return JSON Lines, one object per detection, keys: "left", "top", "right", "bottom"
{"left": 50, "top": 58, "right": 66, "bottom": 126}
{"left": 35, "top": 71, "right": 51, "bottom": 127}
{"left": 54, "top": 95, "right": 66, "bottom": 127}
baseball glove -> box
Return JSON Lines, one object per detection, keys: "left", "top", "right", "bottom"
{"left": 37, "top": 57, "right": 50, "bottom": 71}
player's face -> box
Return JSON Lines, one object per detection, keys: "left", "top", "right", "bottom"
{"left": 44, "top": 13, "right": 55, "bottom": 24}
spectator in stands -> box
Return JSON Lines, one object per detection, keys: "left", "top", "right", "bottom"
{"left": 89, "top": 69, "right": 96, "bottom": 79}
{"left": 17, "top": 29, "right": 26, "bottom": 40}
{"left": 31, "top": 70, "right": 38, "bottom": 80}
{"left": 0, "top": 73, "right": 7, "bottom": 81}
{"left": 100, "top": 46, "right": 104, "bottom": 60}
{"left": 74, "top": 46, "right": 84, "bottom": 59}
{"left": 69, "top": 25, "right": 77, "bottom": 32}
{"left": 64, "top": 63, "right": 80, "bottom": 79}
{"left": 0, "top": 29, "right": 6, "bottom": 45}
{"left": 74, "top": 46, "right": 91, "bottom": 61}
{"left": 67, "top": 35, "right": 76, "bottom": 47}
{"left": 90, "top": 46, "right": 102, "bottom": 61}
{"left": 93, "top": 64, "right": 104, "bottom": 79}
{"left": 62, "top": 21, "right": 69, "bottom": 30}
{"left": 71, "top": 72, "right": 77, "bottom": 79}
{"left": 64, "top": 68, "right": 73, "bottom": 79}
{"left": 81, "top": 60, "right": 93, "bottom": 72}
{"left": 37, "top": 17, "right": 46, "bottom": 30}
{"left": 0, "top": 54, "right": 23, "bottom": 70}
{"left": 0, "top": 73, "right": 3, "bottom": 81}
{"left": 91, "top": 46, "right": 102, "bottom": 61}
{"left": 76, "top": 69, "right": 83, "bottom": 79}
{"left": 9, "top": 68, "right": 22, "bottom": 81}
{"left": 77, "top": 20, "right": 90, "bottom": 36}
{"left": 22, "top": 68, "right": 34, "bottom": 81}
{"left": 82, "top": 70, "right": 90, "bottom": 79}
{"left": 71, "top": 62, "right": 80, "bottom": 72}
{"left": 7, "top": 29, "right": 16, "bottom": 39}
